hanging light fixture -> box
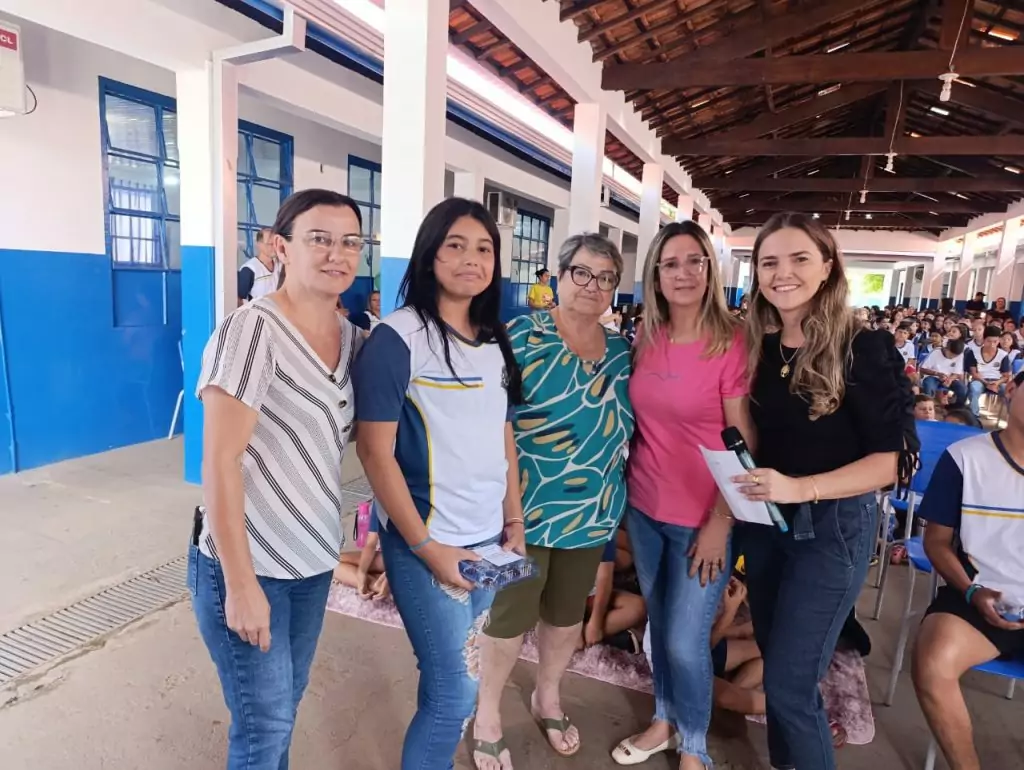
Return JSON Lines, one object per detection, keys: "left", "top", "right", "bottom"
{"left": 860, "top": 190, "right": 867, "bottom": 204}
{"left": 845, "top": 210, "right": 851, "bottom": 221}
{"left": 938, "top": 71, "right": 957, "bottom": 102}
{"left": 885, "top": 152, "right": 896, "bottom": 173}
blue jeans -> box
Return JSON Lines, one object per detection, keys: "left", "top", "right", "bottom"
{"left": 627, "top": 507, "right": 730, "bottom": 766}
{"left": 968, "top": 379, "right": 1004, "bottom": 416}
{"left": 188, "top": 545, "right": 332, "bottom": 770}
{"left": 379, "top": 525, "right": 498, "bottom": 770}
{"left": 741, "top": 494, "right": 877, "bottom": 770}
{"left": 921, "top": 376, "right": 967, "bottom": 405}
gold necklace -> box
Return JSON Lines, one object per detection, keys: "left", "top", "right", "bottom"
{"left": 779, "top": 338, "right": 799, "bottom": 379}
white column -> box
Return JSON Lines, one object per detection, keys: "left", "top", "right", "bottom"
{"left": 697, "top": 212, "right": 713, "bottom": 232}
{"left": 177, "top": 64, "right": 235, "bottom": 484}
{"left": 989, "top": 217, "right": 1021, "bottom": 307}
{"left": 452, "top": 171, "right": 485, "bottom": 202}
{"left": 605, "top": 226, "right": 630, "bottom": 303}
{"left": 569, "top": 103, "right": 607, "bottom": 235}
{"left": 953, "top": 232, "right": 978, "bottom": 308}
{"left": 675, "top": 194, "right": 694, "bottom": 223}
{"left": 919, "top": 255, "right": 943, "bottom": 311}
{"left": 549, "top": 207, "right": 570, "bottom": 299}
{"left": 635, "top": 163, "right": 663, "bottom": 298}
{"left": 380, "top": 0, "right": 448, "bottom": 314}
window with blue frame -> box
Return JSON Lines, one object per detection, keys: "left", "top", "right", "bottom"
{"left": 237, "top": 124, "right": 293, "bottom": 266}
{"left": 347, "top": 156, "right": 382, "bottom": 287}
{"left": 100, "top": 79, "right": 179, "bottom": 269}
{"left": 510, "top": 211, "right": 550, "bottom": 308}
{"left": 99, "top": 78, "right": 293, "bottom": 271}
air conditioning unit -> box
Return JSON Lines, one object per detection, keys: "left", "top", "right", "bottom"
{"left": 600, "top": 185, "right": 612, "bottom": 208}
{"left": 0, "top": 19, "right": 25, "bottom": 117}
{"left": 486, "top": 191, "right": 518, "bottom": 228}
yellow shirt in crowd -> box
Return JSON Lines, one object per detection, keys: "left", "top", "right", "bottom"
{"left": 528, "top": 282, "right": 554, "bottom": 309}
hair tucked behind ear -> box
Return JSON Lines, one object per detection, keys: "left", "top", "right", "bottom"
{"left": 398, "top": 197, "right": 523, "bottom": 405}
{"left": 746, "top": 212, "right": 861, "bottom": 419}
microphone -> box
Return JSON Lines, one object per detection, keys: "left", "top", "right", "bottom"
{"left": 721, "top": 427, "right": 789, "bottom": 533}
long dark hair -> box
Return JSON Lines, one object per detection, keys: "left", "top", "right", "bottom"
{"left": 272, "top": 189, "right": 363, "bottom": 287}
{"left": 398, "top": 198, "right": 522, "bottom": 405}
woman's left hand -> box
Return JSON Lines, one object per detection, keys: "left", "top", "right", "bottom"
{"left": 503, "top": 521, "right": 527, "bottom": 555}
{"left": 688, "top": 515, "right": 731, "bottom": 587}
{"left": 732, "top": 468, "right": 810, "bottom": 504}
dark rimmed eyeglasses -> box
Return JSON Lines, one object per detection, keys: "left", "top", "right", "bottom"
{"left": 567, "top": 265, "right": 619, "bottom": 291}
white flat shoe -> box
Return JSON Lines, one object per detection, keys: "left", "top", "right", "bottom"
{"left": 611, "top": 732, "right": 680, "bottom": 765}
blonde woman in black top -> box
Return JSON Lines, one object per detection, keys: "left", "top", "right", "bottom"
{"left": 732, "top": 212, "right": 917, "bottom": 770}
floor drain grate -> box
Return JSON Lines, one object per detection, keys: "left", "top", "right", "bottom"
{"left": 0, "top": 556, "right": 188, "bottom": 686}
{"left": 0, "top": 477, "right": 374, "bottom": 687}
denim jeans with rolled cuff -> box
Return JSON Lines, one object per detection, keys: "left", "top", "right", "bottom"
{"left": 741, "top": 494, "right": 877, "bottom": 770}
{"left": 627, "top": 506, "right": 731, "bottom": 767}
{"left": 379, "top": 524, "right": 499, "bottom": 770}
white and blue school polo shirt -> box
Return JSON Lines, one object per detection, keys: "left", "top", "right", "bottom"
{"left": 918, "top": 432, "right": 1024, "bottom": 600}
{"left": 352, "top": 307, "right": 512, "bottom": 547}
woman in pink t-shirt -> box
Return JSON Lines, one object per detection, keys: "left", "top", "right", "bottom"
{"left": 611, "top": 221, "right": 754, "bottom": 770}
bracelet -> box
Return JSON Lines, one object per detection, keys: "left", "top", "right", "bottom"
{"left": 409, "top": 535, "right": 433, "bottom": 554}
{"left": 504, "top": 517, "right": 525, "bottom": 526}
{"left": 965, "top": 584, "right": 980, "bottom": 605}
{"left": 711, "top": 508, "right": 734, "bottom": 521}
{"left": 809, "top": 475, "right": 820, "bottom": 505}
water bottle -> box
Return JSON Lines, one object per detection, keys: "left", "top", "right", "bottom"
{"left": 995, "top": 595, "right": 1024, "bottom": 623}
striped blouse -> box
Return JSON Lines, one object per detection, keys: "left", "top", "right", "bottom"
{"left": 195, "top": 297, "right": 360, "bottom": 579}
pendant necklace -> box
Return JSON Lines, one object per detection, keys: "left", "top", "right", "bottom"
{"left": 779, "top": 338, "right": 799, "bottom": 379}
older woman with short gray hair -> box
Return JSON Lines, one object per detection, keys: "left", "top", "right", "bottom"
{"left": 472, "top": 233, "right": 635, "bottom": 769}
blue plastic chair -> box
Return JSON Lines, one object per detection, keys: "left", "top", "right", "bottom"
{"left": 1014, "top": 357, "right": 1024, "bottom": 376}
{"left": 872, "top": 421, "right": 984, "bottom": 620}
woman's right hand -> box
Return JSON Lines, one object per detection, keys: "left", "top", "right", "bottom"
{"left": 225, "top": 580, "right": 272, "bottom": 651}
{"left": 418, "top": 541, "right": 479, "bottom": 591}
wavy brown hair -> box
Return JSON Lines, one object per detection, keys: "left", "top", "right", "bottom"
{"left": 747, "top": 212, "right": 861, "bottom": 419}
{"left": 635, "top": 220, "right": 738, "bottom": 361}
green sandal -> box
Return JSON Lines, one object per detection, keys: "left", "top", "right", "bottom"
{"left": 533, "top": 712, "right": 580, "bottom": 757}
{"left": 472, "top": 737, "right": 510, "bottom": 769}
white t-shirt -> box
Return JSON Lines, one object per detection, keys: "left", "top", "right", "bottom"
{"left": 894, "top": 340, "right": 916, "bottom": 365}
{"left": 352, "top": 307, "right": 512, "bottom": 546}
{"left": 966, "top": 339, "right": 984, "bottom": 361}
{"left": 966, "top": 347, "right": 1009, "bottom": 381}
{"left": 921, "top": 349, "right": 964, "bottom": 377}
{"left": 239, "top": 256, "right": 282, "bottom": 301}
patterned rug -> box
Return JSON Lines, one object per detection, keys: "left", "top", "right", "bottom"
{"left": 327, "top": 583, "right": 875, "bottom": 744}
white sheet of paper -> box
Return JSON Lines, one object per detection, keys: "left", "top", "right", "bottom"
{"left": 472, "top": 543, "right": 524, "bottom": 566}
{"left": 699, "top": 446, "right": 775, "bottom": 526}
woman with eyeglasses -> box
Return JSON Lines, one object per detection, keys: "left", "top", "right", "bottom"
{"left": 611, "top": 221, "right": 753, "bottom": 770}
{"left": 190, "top": 189, "right": 364, "bottom": 769}
{"left": 353, "top": 198, "right": 525, "bottom": 770}
{"left": 475, "top": 233, "right": 634, "bottom": 769}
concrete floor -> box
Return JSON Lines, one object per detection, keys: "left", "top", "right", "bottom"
{"left": 1, "top": 440, "right": 1023, "bottom": 769}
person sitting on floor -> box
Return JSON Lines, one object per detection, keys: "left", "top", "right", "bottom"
{"left": 333, "top": 508, "right": 389, "bottom": 601}
{"left": 914, "top": 394, "right": 937, "bottom": 421}
{"left": 710, "top": 576, "right": 765, "bottom": 717}
{"left": 912, "top": 369, "right": 1024, "bottom": 770}
{"left": 579, "top": 535, "right": 647, "bottom": 654}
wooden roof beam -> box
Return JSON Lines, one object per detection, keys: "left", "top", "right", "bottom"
{"left": 603, "top": 47, "right": 1024, "bottom": 90}
{"left": 710, "top": 83, "right": 887, "bottom": 142}
{"left": 692, "top": 176, "right": 1024, "bottom": 193}
{"left": 727, "top": 214, "right": 961, "bottom": 229}
{"left": 451, "top": 19, "right": 493, "bottom": 46}
{"left": 717, "top": 198, "right": 1000, "bottom": 214}
{"left": 579, "top": 0, "right": 680, "bottom": 43}
{"left": 666, "top": 135, "right": 1024, "bottom": 157}
{"left": 940, "top": 0, "right": 975, "bottom": 51}
{"left": 916, "top": 80, "right": 1024, "bottom": 126}
{"left": 559, "top": 0, "right": 607, "bottom": 23}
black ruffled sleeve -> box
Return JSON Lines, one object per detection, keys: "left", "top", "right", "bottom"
{"left": 846, "top": 330, "right": 921, "bottom": 489}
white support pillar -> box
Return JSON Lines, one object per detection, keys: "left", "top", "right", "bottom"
{"left": 549, "top": 207, "right": 570, "bottom": 299}
{"left": 635, "top": 163, "right": 663, "bottom": 298}
{"left": 675, "top": 194, "right": 694, "bottom": 223}
{"left": 176, "top": 8, "right": 305, "bottom": 484}
{"left": 697, "top": 212, "right": 713, "bottom": 232}
{"left": 953, "top": 232, "right": 978, "bottom": 310}
{"left": 605, "top": 226, "right": 630, "bottom": 303}
{"left": 919, "top": 254, "right": 944, "bottom": 311}
{"left": 452, "top": 171, "right": 485, "bottom": 202}
{"left": 569, "top": 103, "right": 607, "bottom": 235}
{"left": 380, "top": 0, "right": 448, "bottom": 314}
{"left": 990, "top": 217, "right": 1021, "bottom": 308}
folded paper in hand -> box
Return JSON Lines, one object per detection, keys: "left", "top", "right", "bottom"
{"left": 699, "top": 446, "right": 775, "bottom": 526}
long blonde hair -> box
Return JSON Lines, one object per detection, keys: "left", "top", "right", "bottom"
{"left": 746, "top": 212, "right": 861, "bottom": 419}
{"left": 635, "top": 221, "right": 738, "bottom": 361}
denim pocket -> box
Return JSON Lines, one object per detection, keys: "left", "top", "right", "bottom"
{"left": 187, "top": 544, "right": 200, "bottom": 597}
{"left": 829, "top": 496, "right": 875, "bottom": 569}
